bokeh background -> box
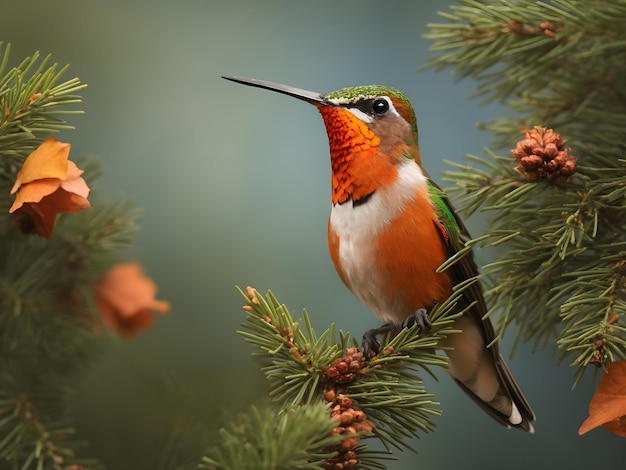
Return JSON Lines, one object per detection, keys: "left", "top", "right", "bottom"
{"left": 2, "top": 1, "right": 623, "bottom": 469}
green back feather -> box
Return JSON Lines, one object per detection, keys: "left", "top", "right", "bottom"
{"left": 426, "top": 180, "right": 461, "bottom": 247}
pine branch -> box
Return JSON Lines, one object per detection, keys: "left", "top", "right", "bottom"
{"left": 203, "top": 285, "right": 466, "bottom": 468}
{"left": 557, "top": 254, "right": 626, "bottom": 384}
{"left": 0, "top": 42, "right": 87, "bottom": 159}
{"left": 0, "top": 45, "right": 151, "bottom": 468}
{"left": 199, "top": 404, "right": 341, "bottom": 470}
{"left": 424, "top": 0, "right": 626, "bottom": 105}
{"left": 427, "top": 0, "right": 626, "bottom": 384}
{"left": 0, "top": 388, "right": 103, "bottom": 470}
{"left": 0, "top": 193, "right": 141, "bottom": 357}
{"left": 441, "top": 144, "right": 626, "bottom": 371}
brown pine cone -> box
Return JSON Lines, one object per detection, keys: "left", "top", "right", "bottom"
{"left": 511, "top": 126, "right": 577, "bottom": 182}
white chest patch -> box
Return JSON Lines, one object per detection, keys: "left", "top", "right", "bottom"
{"left": 329, "top": 159, "right": 428, "bottom": 321}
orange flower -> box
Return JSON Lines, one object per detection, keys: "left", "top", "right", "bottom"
{"left": 9, "top": 136, "right": 90, "bottom": 238}
{"left": 579, "top": 360, "right": 626, "bottom": 437}
{"left": 95, "top": 263, "right": 170, "bottom": 337}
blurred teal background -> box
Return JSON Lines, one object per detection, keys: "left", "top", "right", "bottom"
{"left": 2, "top": 1, "right": 623, "bottom": 469}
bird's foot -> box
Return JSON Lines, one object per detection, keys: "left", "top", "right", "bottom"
{"left": 362, "top": 310, "right": 432, "bottom": 357}
{"left": 401, "top": 308, "right": 432, "bottom": 334}
{"left": 361, "top": 323, "right": 394, "bottom": 358}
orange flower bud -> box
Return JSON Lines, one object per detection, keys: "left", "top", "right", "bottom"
{"left": 95, "top": 263, "right": 170, "bottom": 337}
{"left": 9, "top": 136, "right": 90, "bottom": 238}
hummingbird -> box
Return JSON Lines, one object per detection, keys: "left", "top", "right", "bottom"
{"left": 223, "top": 76, "right": 535, "bottom": 432}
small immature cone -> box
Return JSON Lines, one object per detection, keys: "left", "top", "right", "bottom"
{"left": 324, "top": 393, "right": 374, "bottom": 470}
{"left": 322, "top": 348, "right": 374, "bottom": 470}
{"left": 510, "top": 126, "right": 577, "bottom": 182}
{"left": 325, "top": 347, "right": 365, "bottom": 384}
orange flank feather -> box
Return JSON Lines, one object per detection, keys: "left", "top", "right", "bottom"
{"left": 318, "top": 107, "right": 401, "bottom": 205}
{"left": 375, "top": 189, "right": 452, "bottom": 319}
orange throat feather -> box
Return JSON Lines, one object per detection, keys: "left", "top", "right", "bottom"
{"left": 318, "top": 107, "right": 400, "bottom": 205}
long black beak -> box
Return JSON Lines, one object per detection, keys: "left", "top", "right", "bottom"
{"left": 222, "top": 76, "right": 326, "bottom": 105}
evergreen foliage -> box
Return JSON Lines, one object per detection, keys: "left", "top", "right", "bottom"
{"left": 4, "top": 1, "right": 626, "bottom": 468}
{"left": 424, "top": 0, "right": 626, "bottom": 384}
{"left": 0, "top": 43, "right": 85, "bottom": 157}
{"left": 200, "top": 286, "right": 466, "bottom": 468}
{"left": 199, "top": 404, "right": 340, "bottom": 470}
{"left": 0, "top": 42, "right": 141, "bottom": 469}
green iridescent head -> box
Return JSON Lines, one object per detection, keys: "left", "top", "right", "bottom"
{"left": 322, "top": 85, "right": 418, "bottom": 137}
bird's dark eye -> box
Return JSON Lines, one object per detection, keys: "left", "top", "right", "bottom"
{"left": 372, "top": 98, "right": 389, "bottom": 115}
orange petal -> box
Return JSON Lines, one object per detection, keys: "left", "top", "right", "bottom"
{"left": 41, "top": 188, "right": 91, "bottom": 214}
{"left": 61, "top": 161, "right": 91, "bottom": 199}
{"left": 11, "top": 137, "right": 70, "bottom": 192}
{"left": 9, "top": 178, "right": 61, "bottom": 213}
{"left": 579, "top": 361, "right": 626, "bottom": 436}
{"left": 66, "top": 160, "right": 84, "bottom": 179}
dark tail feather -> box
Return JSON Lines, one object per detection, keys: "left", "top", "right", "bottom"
{"left": 494, "top": 353, "right": 536, "bottom": 432}
{"left": 452, "top": 353, "right": 535, "bottom": 433}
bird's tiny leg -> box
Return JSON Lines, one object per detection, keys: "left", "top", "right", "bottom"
{"left": 362, "top": 323, "right": 394, "bottom": 357}
{"left": 401, "top": 308, "right": 432, "bottom": 333}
